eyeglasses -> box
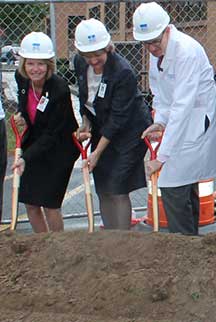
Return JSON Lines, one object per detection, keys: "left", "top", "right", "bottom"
{"left": 143, "top": 31, "right": 165, "bottom": 46}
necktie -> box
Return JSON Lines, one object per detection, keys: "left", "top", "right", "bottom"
{"left": 157, "top": 55, "right": 164, "bottom": 72}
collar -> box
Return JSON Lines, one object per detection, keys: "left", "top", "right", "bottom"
{"left": 159, "top": 24, "right": 177, "bottom": 72}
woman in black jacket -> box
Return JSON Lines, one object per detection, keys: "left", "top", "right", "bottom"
{"left": 12, "top": 32, "right": 79, "bottom": 233}
{"left": 74, "top": 19, "right": 152, "bottom": 230}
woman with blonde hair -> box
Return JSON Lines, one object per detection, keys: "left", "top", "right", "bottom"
{"left": 12, "top": 32, "right": 79, "bottom": 233}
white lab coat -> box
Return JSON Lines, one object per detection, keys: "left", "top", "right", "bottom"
{"left": 149, "top": 25, "right": 216, "bottom": 187}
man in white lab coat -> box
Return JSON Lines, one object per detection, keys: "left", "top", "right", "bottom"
{"left": 133, "top": 2, "right": 216, "bottom": 235}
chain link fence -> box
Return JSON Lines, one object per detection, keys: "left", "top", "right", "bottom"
{"left": 1, "top": 0, "right": 216, "bottom": 218}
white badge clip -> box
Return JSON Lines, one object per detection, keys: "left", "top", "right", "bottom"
{"left": 37, "top": 96, "right": 49, "bottom": 112}
{"left": 98, "top": 82, "right": 107, "bottom": 98}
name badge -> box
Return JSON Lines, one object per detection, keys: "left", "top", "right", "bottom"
{"left": 37, "top": 96, "right": 49, "bottom": 112}
{"left": 98, "top": 82, "right": 107, "bottom": 98}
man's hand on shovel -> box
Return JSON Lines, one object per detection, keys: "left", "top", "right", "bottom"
{"left": 141, "top": 122, "right": 165, "bottom": 141}
{"left": 146, "top": 159, "right": 163, "bottom": 179}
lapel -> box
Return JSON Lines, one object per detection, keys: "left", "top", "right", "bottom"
{"left": 102, "top": 52, "right": 115, "bottom": 83}
{"left": 161, "top": 25, "right": 177, "bottom": 74}
{"left": 19, "top": 78, "right": 32, "bottom": 126}
{"left": 92, "top": 53, "right": 114, "bottom": 106}
{"left": 78, "top": 57, "right": 89, "bottom": 101}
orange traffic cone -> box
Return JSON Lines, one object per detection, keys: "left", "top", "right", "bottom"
{"left": 146, "top": 179, "right": 215, "bottom": 227}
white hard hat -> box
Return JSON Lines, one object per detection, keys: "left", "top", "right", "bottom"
{"left": 133, "top": 2, "right": 170, "bottom": 41}
{"left": 19, "top": 32, "right": 55, "bottom": 59}
{"left": 74, "top": 18, "right": 111, "bottom": 53}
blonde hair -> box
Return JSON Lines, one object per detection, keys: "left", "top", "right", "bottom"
{"left": 18, "top": 57, "right": 56, "bottom": 79}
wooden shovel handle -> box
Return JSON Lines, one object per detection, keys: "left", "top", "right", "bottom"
{"left": 151, "top": 172, "right": 159, "bottom": 232}
{"left": 10, "top": 115, "right": 28, "bottom": 231}
{"left": 83, "top": 165, "right": 94, "bottom": 233}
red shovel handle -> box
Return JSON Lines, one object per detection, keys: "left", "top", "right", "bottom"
{"left": 144, "top": 137, "right": 161, "bottom": 160}
{"left": 72, "top": 133, "right": 91, "bottom": 160}
{"left": 72, "top": 133, "right": 94, "bottom": 233}
{"left": 10, "top": 115, "right": 28, "bottom": 148}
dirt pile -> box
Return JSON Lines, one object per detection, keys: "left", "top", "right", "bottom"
{"left": 0, "top": 230, "right": 216, "bottom": 322}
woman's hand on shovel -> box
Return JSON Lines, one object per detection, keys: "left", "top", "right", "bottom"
{"left": 11, "top": 157, "right": 25, "bottom": 176}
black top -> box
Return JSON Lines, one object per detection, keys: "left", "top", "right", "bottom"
{"left": 74, "top": 51, "right": 152, "bottom": 146}
{"left": 15, "top": 70, "right": 79, "bottom": 166}
{"left": 15, "top": 70, "right": 80, "bottom": 208}
{"left": 74, "top": 51, "right": 152, "bottom": 194}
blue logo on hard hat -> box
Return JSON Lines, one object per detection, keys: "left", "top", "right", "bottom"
{"left": 87, "top": 34, "right": 96, "bottom": 43}
{"left": 32, "top": 42, "right": 40, "bottom": 51}
{"left": 140, "top": 23, "right": 148, "bottom": 30}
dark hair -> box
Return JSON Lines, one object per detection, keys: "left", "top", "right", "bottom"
{"left": 77, "top": 40, "right": 115, "bottom": 56}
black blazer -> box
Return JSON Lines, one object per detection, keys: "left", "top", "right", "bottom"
{"left": 15, "top": 70, "right": 80, "bottom": 166}
{"left": 74, "top": 51, "right": 152, "bottom": 149}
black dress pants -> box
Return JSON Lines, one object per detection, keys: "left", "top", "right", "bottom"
{"left": 160, "top": 183, "right": 199, "bottom": 235}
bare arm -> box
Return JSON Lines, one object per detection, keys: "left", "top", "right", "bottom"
{"left": 87, "top": 136, "right": 110, "bottom": 172}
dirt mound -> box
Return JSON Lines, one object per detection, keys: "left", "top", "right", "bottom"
{"left": 0, "top": 230, "right": 216, "bottom": 322}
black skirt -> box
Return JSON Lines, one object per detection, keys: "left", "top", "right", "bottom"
{"left": 19, "top": 158, "right": 75, "bottom": 209}
{"left": 92, "top": 137, "right": 147, "bottom": 195}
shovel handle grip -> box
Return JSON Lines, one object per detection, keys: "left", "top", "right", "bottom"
{"left": 72, "top": 133, "right": 91, "bottom": 160}
{"left": 144, "top": 137, "right": 161, "bottom": 160}
{"left": 10, "top": 115, "right": 28, "bottom": 148}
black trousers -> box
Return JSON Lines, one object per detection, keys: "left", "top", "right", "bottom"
{"left": 0, "top": 119, "right": 7, "bottom": 221}
{"left": 160, "top": 183, "right": 199, "bottom": 235}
